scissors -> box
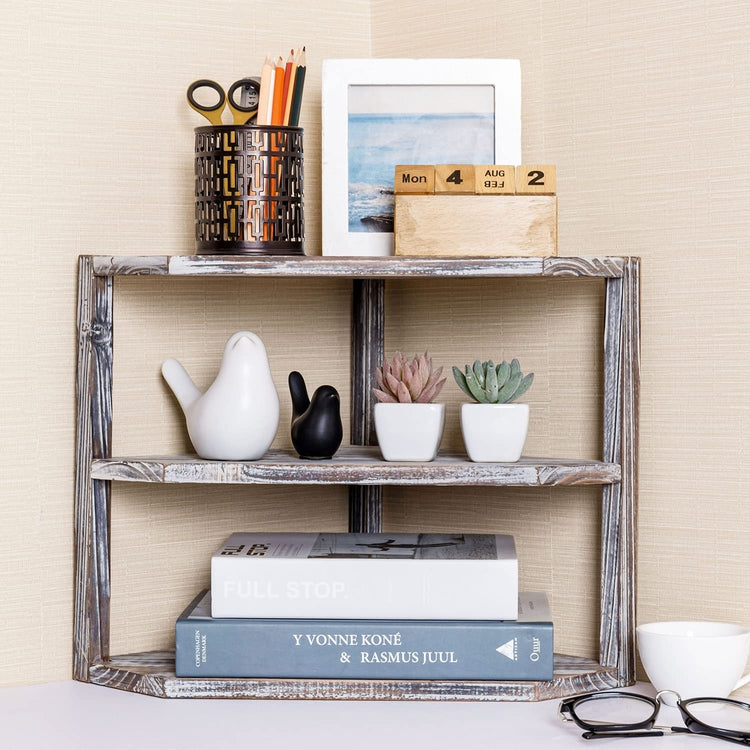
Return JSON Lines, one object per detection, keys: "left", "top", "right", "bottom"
{"left": 186, "top": 78, "right": 260, "bottom": 125}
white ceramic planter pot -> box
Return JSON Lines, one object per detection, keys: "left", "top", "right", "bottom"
{"left": 460, "top": 403, "right": 529, "bottom": 462}
{"left": 374, "top": 403, "right": 445, "bottom": 462}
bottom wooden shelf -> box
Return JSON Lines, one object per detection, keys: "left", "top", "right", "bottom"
{"left": 87, "top": 651, "right": 626, "bottom": 701}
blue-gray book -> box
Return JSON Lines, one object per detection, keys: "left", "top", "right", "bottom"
{"left": 175, "top": 590, "right": 553, "bottom": 680}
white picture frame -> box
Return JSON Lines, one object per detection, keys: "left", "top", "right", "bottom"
{"left": 321, "top": 59, "right": 522, "bottom": 257}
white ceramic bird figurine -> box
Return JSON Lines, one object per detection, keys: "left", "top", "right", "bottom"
{"left": 161, "top": 331, "right": 279, "bottom": 460}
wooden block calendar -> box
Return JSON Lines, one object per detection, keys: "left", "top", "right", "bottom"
{"left": 393, "top": 164, "right": 557, "bottom": 258}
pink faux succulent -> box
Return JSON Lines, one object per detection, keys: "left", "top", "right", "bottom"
{"left": 373, "top": 352, "right": 446, "bottom": 404}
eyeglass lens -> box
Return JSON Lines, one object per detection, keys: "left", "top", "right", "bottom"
{"left": 684, "top": 699, "right": 750, "bottom": 734}
{"left": 575, "top": 695, "right": 655, "bottom": 725}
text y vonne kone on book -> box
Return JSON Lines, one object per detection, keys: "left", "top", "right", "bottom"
{"left": 211, "top": 532, "right": 518, "bottom": 619}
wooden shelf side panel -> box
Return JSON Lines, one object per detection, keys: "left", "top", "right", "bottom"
{"left": 599, "top": 259, "right": 639, "bottom": 684}
{"left": 74, "top": 257, "right": 114, "bottom": 679}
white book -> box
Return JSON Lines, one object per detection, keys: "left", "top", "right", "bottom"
{"left": 211, "top": 532, "right": 518, "bottom": 619}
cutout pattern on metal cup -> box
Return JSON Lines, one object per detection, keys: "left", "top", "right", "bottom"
{"left": 194, "top": 125, "right": 304, "bottom": 255}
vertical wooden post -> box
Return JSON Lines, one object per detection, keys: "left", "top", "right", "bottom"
{"left": 349, "top": 279, "right": 384, "bottom": 533}
{"left": 600, "top": 274, "right": 623, "bottom": 672}
{"left": 619, "top": 258, "right": 640, "bottom": 683}
{"left": 74, "top": 257, "right": 114, "bottom": 680}
{"left": 600, "top": 260, "right": 639, "bottom": 684}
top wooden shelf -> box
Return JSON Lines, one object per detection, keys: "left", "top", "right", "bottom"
{"left": 88, "top": 255, "right": 631, "bottom": 279}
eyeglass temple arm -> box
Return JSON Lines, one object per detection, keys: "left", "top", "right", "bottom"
{"left": 671, "top": 726, "right": 750, "bottom": 747}
{"left": 582, "top": 730, "right": 666, "bottom": 740}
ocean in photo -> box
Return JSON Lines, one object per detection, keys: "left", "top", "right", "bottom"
{"left": 348, "top": 112, "right": 495, "bottom": 232}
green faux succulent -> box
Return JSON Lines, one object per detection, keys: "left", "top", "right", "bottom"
{"left": 453, "top": 358, "right": 534, "bottom": 404}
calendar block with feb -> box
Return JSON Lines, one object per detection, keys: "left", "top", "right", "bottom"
{"left": 474, "top": 165, "right": 516, "bottom": 194}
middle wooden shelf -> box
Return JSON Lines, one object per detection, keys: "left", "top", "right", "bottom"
{"left": 91, "top": 447, "right": 620, "bottom": 486}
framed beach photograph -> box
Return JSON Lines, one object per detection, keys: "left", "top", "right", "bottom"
{"left": 321, "top": 59, "right": 522, "bottom": 256}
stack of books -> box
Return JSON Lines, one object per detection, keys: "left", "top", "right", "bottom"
{"left": 175, "top": 532, "right": 554, "bottom": 681}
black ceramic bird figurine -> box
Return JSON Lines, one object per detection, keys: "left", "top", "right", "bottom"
{"left": 288, "top": 371, "right": 343, "bottom": 460}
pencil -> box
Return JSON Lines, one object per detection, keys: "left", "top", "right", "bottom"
{"left": 280, "top": 49, "right": 295, "bottom": 125}
{"left": 271, "top": 55, "right": 286, "bottom": 125}
{"left": 283, "top": 49, "right": 299, "bottom": 125}
{"left": 257, "top": 55, "right": 274, "bottom": 126}
{"left": 288, "top": 47, "right": 306, "bottom": 127}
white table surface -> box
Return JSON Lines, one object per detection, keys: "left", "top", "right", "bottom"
{"left": 0, "top": 680, "right": 703, "bottom": 749}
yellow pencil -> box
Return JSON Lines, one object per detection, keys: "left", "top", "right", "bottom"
{"left": 257, "top": 55, "right": 274, "bottom": 126}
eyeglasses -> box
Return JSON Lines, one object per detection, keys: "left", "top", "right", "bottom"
{"left": 559, "top": 690, "right": 750, "bottom": 744}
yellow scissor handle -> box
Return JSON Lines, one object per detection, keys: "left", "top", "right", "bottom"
{"left": 186, "top": 79, "right": 226, "bottom": 125}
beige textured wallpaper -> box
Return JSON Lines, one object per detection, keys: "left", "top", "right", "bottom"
{"left": 0, "top": 0, "right": 372, "bottom": 687}
{"left": 2, "top": 0, "right": 749, "bottom": 690}
{"left": 372, "top": 0, "right": 750, "bottom": 688}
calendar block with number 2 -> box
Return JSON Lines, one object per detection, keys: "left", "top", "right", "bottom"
{"left": 516, "top": 165, "right": 556, "bottom": 195}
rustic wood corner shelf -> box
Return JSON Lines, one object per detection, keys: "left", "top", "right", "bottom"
{"left": 75, "top": 254, "right": 639, "bottom": 701}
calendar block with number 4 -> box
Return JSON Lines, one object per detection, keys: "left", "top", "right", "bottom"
{"left": 434, "top": 164, "right": 475, "bottom": 194}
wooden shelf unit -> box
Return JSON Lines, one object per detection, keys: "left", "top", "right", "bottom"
{"left": 75, "top": 254, "right": 640, "bottom": 701}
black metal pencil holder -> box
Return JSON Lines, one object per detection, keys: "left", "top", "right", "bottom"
{"left": 194, "top": 125, "right": 304, "bottom": 255}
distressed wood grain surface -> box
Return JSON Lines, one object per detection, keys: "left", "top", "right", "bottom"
{"left": 543, "top": 257, "right": 625, "bottom": 277}
{"left": 618, "top": 258, "right": 640, "bottom": 683}
{"left": 87, "top": 255, "right": 627, "bottom": 278}
{"left": 74, "top": 257, "right": 114, "bottom": 679}
{"left": 598, "top": 260, "right": 639, "bottom": 684}
{"left": 350, "top": 279, "right": 384, "bottom": 532}
{"left": 89, "top": 651, "right": 622, "bottom": 701}
{"left": 92, "top": 256, "right": 169, "bottom": 275}
{"left": 91, "top": 450, "right": 622, "bottom": 486}
{"left": 393, "top": 195, "right": 557, "bottom": 257}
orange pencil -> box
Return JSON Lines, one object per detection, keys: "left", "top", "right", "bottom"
{"left": 271, "top": 55, "right": 286, "bottom": 125}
